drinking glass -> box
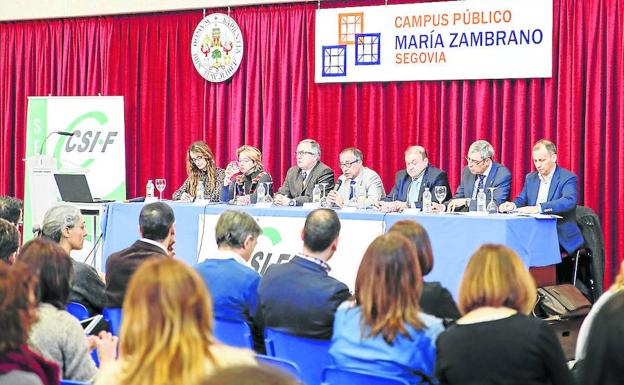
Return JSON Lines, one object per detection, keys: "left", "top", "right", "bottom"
{"left": 320, "top": 182, "right": 330, "bottom": 208}
{"left": 263, "top": 182, "right": 273, "bottom": 203}
{"left": 487, "top": 187, "right": 498, "bottom": 213}
{"left": 434, "top": 185, "right": 446, "bottom": 212}
{"left": 155, "top": 179, "right": 166, "bottom": 200}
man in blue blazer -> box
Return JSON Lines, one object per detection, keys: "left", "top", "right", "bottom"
{"left": 447, "top": 140, "right": 512, "bottom": 211}
{"left": 377, "top": 145, "right": 452, "bottom": 212}
{"left": 500, "top": 139, "right": 584, "bottom": 254}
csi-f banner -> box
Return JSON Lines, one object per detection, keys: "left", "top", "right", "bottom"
{"left": 315, "top": 0, "right": 553, "bottom": 83}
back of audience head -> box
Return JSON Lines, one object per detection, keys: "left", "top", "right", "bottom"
{"left": 40, "top": 204, "right": 86, "bottom": 254}
{"left": 0, "top": 218, "right": 19, "bottom": 265}
{"left": 0, "top": 195, "right": 22, "bottom": 226}
{"left": 18, "top": 238, "right": 73, "bottom": 310}
{"left": 302, "top": 209, "right": 340, "bottom": 255}
{"left": 458, "top": 244, "right": 536, "bottom": 315}
{"left": 0, "top": 262, "right": 37, "bottom": 355}
{"left": 215, "top": 210, "right": 261, "bottom": 259}
{"left": 199, "top": 365, "right": 299, "bottom": 385}
{"left": 139, "top": 201, "right": 175, "bottom": 241}
{"left": 388, "top": 220, "right": 433, "bottom": 275}
{"left": 120, "top": 258, "right": 215, "bottom": 385}
{"left": 356, "top": 232, "right": 423, "bottom": 343}
{"left": 582, "top": 291, "right": 624, "bottom": 385}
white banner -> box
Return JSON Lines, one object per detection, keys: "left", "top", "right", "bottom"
{"left": 198, "top": 214, "right": 384, "bottom": 291}
{"left": 315, "top": 0, "right": 552, "bottom": 83}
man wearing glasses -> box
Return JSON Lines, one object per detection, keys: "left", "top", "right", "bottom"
{"left": 274, "top": 139, "right": 334, "bottom": 206}
{"left": 446, "top": 140, "right": 511, "bottom": 212}
{"left": 326, "top": 147, "right": 385, "bottom": 208}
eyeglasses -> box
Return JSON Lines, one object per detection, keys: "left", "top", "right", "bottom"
{"left": 238, "top": 157, "right": 253, "bottom": 164}
{"left": 339, "top": 159, "right": 360, "bottom": 168}
{"left": 191, "top": 155, "right": 206, "bottom": 163}
{"left": 406, "top": 160, "right": 422, "bottom": 167}
{"left": 295, "top": 151, "right": 316, "bottom": 157}
{"left": 465, "top": 156, "right": 488, "bottom": 166}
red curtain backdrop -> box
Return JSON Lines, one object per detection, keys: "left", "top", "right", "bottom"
{"left": 0, "top": 1, "right": 622, "bottom": 283}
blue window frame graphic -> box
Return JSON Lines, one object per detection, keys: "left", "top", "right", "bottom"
{"left": 322, "top": 45, "right": 347, "bottom": 77}
{"left": 355, "top": 33, "right": 380, "bottom": 66}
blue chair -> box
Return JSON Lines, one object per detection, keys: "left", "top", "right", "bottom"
{"left": 256, "top": 354, "right": 302, "bottom": 381}
{"left": 66, "top": 302, "right": 89, "bottom": 321}
{"left": 321, "top": 367, "right": 410, "bottom": 385}
{"left": 60, "top": 380, "right": 90, "bottom": 385}
{"left": 264, "top": 328, "right": 332, "bottom": 385}
{"left": 213, "top": 317, "right": 254, "bottom": 349}
{"left": 103, "top": 307, "right": 122, "bottom": 336}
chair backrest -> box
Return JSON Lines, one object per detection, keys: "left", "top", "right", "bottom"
{"left": 321, "top": 367, "right": 410, "bottom": 385}
{"left": 213, "top": 317, "right": 254, "bottom": 349}
{"left": 256, "top": 354, "right": 302, "bottom": 382}
{"left": 66, "top": 302, "right": 89, "bottom": 321}
{"left": 61, "top": 380, "right": 90, "bottom": 385}
{"left": 103, "top": 307, "right": 123, "bottom": 336}
{"left": 265, "top": 328, "right": 332, "bottom": 385}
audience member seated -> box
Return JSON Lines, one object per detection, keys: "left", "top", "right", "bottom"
{"left": 173, "top": 141, "right": 226, "bottom": 202}
{"left": 446, "top": 140, "right": 511, "bottom": 212}
{"left": 256, "top": 209, "right": 350, "bottom": 339}
{"left": 435, "top": 244, "right": 572, "bottom": 385}
{"left": 222, "top": 145, "right": 273, "bottom": 204}
{"left": 199, "top": 365, "right": 298, "bottom": 385}
{"left": 577, "top": 291, "right": 624, "bottom": 385}
{"left": 195, "top": 210, "right": 263, "bottom": 350}
{"left": 0, "top": 262, "right": 59, "bottom": 385}
{"left": 20, "top": 238, "right": 117, "bottom": 382}
{"left": 376, "top": 146, "right": 451, "bottom": 212}
{"left": 95, "top": 258, "right": 256, "bottom": 385}
{"left": 105, "top": 202, "right": 175, "bottom": 307}
{"left": 40, "top": 204, "right": 106, "bottom": 316}
{"left": 326, "top": 147, "right": 385, "bottom": 208}
{"left": 274, "top": 139, "right": 335, "bottom": 206}
{"left": 330, "top": 232, "right": 443, "bottom": 384}
{"left": 0, "top": 219, "right": 19, "bottom": 265}
{"left": 0, "top": 195, "right": 22, "bottom": 227}
{"left": 388, "top": 220, "right": 460, "bottom": 320}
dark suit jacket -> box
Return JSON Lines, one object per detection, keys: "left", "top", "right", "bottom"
{"left": 385, "top": 165, "right": 452, "bottom": 207}
{"left": 69, "top": 260, "right": 106, "bottom": 315}
{"left": 277, "top": 161, "right": 335, "bottom": 206}
{"left": 105, "top": 240, "right": 168, "bottom": 307}
{"left": 513, "top": 166, "right": 584, "bottom": 254}
{"left": 421, "top": 282, "right": 460, "bottom": 320}
{"left": 255, "top": 256, "right": 350, "bottom": 340}
{"left": 454, "top": 162, "right": 512, "bottom": 210}
{"left": 224, "top": 169, "right": 273, "bottom": 203}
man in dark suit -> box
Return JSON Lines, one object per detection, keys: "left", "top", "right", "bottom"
{"left": 255, "top": 208, "right": 350, "bottom": 340}
{"left": 377, "top": 145, "right": 452, "bottom": 212}
{"left": 274, "top": 139, "right": 334, "bottom": 206}
{"left": 500, "top": 139, "right": 583, "bottom": 254}
{"left": 447, "top": 140, "right": 512, "bottom": 211}
{"left": 105, "top": 202, "right": 175, "bottom": 307}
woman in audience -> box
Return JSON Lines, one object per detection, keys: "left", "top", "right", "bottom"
{"left": 0, "top": 262, "right": 59, "bottom": 385}
{"left": 173, "top": 141, "right": 226, "bottom": 202}
{"left": 388, "top": 220, "right": 460, "bottom": 320}
{"left": 579, "top": 291, "right": 624, "bottom": 385}
{"left": 330, "top": 233, "right": 443, "bottom": 384}
{"left": 20, "top": 238, "right": 117, "bottom": 382}
{"left": 435, "top": 244, "right": 572, "bottom": 385}
{"left": 40, "top": 204, "right": 106, "bottom": 315}
{"left": 95, "top": 258, "right": 255, "bottom": 385}
{"left": 223, "top": 145, "right": 273, "bottom": 204}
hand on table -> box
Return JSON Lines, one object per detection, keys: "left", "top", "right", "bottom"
{"left": 446, "top": 198, "right": 469, "bottom": 212}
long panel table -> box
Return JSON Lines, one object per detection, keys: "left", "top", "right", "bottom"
{"left": 101, "top": 202, "right": 561, "bottom": 299}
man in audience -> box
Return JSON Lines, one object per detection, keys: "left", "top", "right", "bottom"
{"left": 500, "top": 139, "right": 583, "bottom": 254}
{"left": 194, "top": 210, "right": 263, "bottom": 350}
{"left": 446, "top": 140, "right": 512, "bottom": 211}
{"left": 326, "top": 147, "right": 385, "bottom": 208}
{"left": 274, "top": 139, "right": 334, "bottom": 206}
{"left": 0, "top": 195, "right": 22, "bottom": 226}
{"left": 255, "top": 208, "right": 350, "bottom": 339}
{"left": 376, "top": 145, "right": 451, "bottom": 212}
{"left": 0, "top": 218, "right": 19, "bottom": 264}
{"left": 105, "top": 201, "right": 175, "bottom": 307}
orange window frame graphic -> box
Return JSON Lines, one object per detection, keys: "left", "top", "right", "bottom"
{"left": 338, "top": 12, "right": 364, "bottom": 45}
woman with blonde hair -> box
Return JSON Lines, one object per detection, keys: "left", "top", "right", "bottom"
{"left": 435, "top": 244, "right": 572, "bottom": 385}
{"left": 223, "top": 145, "right": 273, "bottom": 204}
{"left": 329, "top": 233, "right": 443, "bottom": 384}
{"left": 173, "top": 141, "right": 226, "bottom": 202}
{"left": 95, "top": 258, "right": 255, "bottom": 385}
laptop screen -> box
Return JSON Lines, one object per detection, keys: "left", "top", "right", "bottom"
{"left": 54, "top": 174, "right": 94, "bottom": 203}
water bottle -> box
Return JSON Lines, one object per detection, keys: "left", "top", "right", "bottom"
{"left": 422, "top": 187, "right": 432, "bottom": 213}
{"left": 196, "top": 181, "right": 205, "bottom": 200}
{"left": 146, "top": 179, "right": 155, "bottom": 198}
{"left": 312, "top": 184, "right": 322, "bottom": 203}
{"left": 256, "top": 182, "right": 266, "bottom": 203}
{"left": 477, "top": 188, "right": 487, "bottom": 212}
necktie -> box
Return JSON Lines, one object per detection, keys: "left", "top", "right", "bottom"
{"left": 349, "top": 180, "right": 357, "bottom": 200}
{"left": 301, "top": 171, "right": 307, "bottom": 189}
{"left": 474, "top": 174, "right": 485, "bottom": 199}
{"left": 408, "top": 179, "right": 421, "bottom": 205}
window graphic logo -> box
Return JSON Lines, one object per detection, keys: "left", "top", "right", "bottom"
{"left": 355, "top": 33, "right": 380, "bottom": 65}
{"left": 322, "top": 45, "right": 347, "bottom": 77}
{"left": 338, "top": 12, "right": 364, "bottom": 45}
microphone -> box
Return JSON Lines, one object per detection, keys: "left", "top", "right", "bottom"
{"left": 334, "top": 179, "right": 343, "bottom": 191}
{"left": 39, "top": 131, "right": 76, "bottom": 155}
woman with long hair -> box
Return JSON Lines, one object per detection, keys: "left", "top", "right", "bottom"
{"left": 223, "top": 145, "right": 273, "bottom": 204}
{"left": 435, "top": 244, "right": 572, "bottom": 385}
{"left": 173, "top": 141, "right": 226, "bottom": 202}
{"left": 329, "top": 232, "right": 443, "bottom": 384}
{"left": 95, "top": 258, "right": 255, "bottom": 385}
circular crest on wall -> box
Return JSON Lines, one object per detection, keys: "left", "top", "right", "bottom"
{"left": 191, "top": 13, "right": 244, "bottom": 82}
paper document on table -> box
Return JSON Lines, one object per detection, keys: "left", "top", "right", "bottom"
{"left": 514, "top": 213, "right": 562, "bottom": 219}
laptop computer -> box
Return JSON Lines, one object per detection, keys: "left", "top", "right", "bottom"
{"left": 54, "top": 173, "right": 113, "bottom": 203}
